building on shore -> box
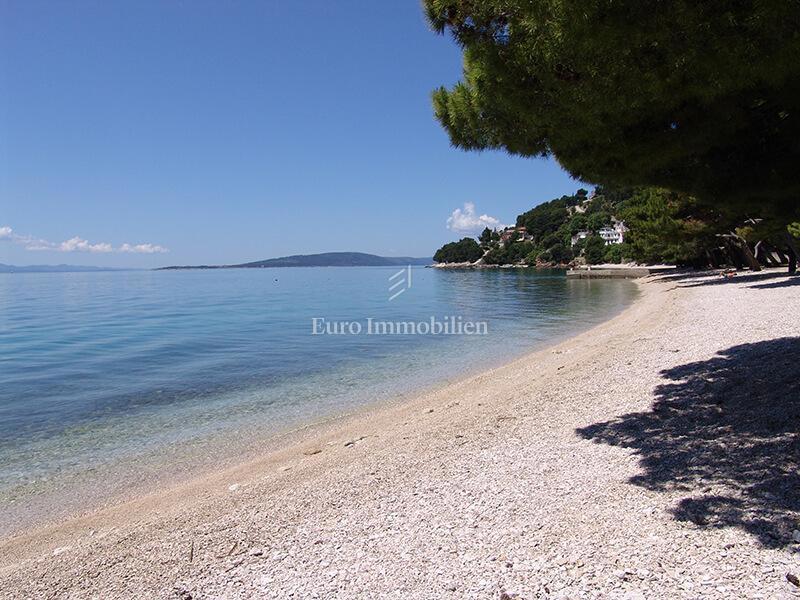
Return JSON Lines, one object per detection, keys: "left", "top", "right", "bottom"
{"left": 599, "top": 219, "right": 627, "bottom": 245}
{"left": 500, "top": 226, "right": 534, "bottom": 245}
{"left": 571, "top": 219, "right": 628, "bottom": 246}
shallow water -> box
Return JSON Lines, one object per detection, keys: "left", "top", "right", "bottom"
{"left": 0, "top": 267, "right": 637, "bottom": 525}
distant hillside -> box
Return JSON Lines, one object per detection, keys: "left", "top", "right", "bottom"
{"left": 0, "top": 264, "right": 131, "bottom": 273}
{"left": 158, "top": 252, "right": 432, "bottom": 270}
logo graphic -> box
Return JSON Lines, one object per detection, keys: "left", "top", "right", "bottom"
{"left": 388, "top": 265, "right": 412, "bottom": 301}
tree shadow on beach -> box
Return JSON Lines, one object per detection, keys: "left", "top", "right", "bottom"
{"left": 577, "top": 337, "right": 800, "bottom": 548}
{"left": 750, "top": 277, "right": 800, "bottom": 290}
{"left": 645, "top": 270, "right": 715, "bottom": 284}
{"left": 655, "top": 271, "right": 797, "bottom": 288}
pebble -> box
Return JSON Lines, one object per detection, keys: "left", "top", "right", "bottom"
{"left": 4, "top": 272, "right": 799, "bottom": 600}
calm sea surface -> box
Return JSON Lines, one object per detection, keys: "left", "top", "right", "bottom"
{"left": 0, "top": 267, "right": 637, "bottom": 528}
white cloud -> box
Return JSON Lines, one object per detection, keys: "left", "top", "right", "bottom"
{"left": 59, "top": 236, "right": 114, "bottom": 253}
{"left": 23, "top": 239, "right": 56, "bottom": 251}
{"left": 0, "top": 225, "right": 168, "bottom": 254}
{"left": 0, "top": 226, "right": 46, "bottom": 249}
{"left": 446, "top": 202, "right": 504, "bottom": 233}
{"left": 119, "top": 243, "right": 168, "bottom": 254}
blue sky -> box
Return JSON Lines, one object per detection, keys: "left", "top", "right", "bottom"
{"left": 0, "top": 1, "right": 579, "bottom": 267}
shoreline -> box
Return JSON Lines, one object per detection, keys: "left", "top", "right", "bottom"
{"left": 0, "top": 278, "right": 638, "bottom": 540}
{"left": 1, "top": 279, "right": 653, "bottom": 547}
{"left": 2, "top": 269, "right": 799, "bottom": 598}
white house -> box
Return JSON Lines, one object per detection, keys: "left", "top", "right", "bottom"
{"left": 598, "top": 220, "right": 627, "bottom": 245}
{"left": 571, "top": 220, "right": 627, "bottom": 247}
{"left": 500, "top": 226, "right": 534, "bottom": 245}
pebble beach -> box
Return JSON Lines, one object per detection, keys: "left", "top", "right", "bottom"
{"left": 1, "top": 269, "right": 799, "bottom": 599}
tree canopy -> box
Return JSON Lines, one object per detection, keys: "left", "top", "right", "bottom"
{"left": 618, "top": 188, "right": 721, "bottom": 266}
{"left": 425, "top": 0, "right": 800, "bottom": 226}
{"left": 433, "top": 237, "right": 484, "bottom": 263}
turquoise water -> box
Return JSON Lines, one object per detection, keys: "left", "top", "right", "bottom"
{"left": 0, "top": 267, "right": 636, "bottom": 523}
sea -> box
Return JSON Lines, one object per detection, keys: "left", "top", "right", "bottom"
{"left": 0, "top": 267, "right": 637, "bottom": 532}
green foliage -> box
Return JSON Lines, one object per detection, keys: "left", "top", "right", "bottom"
{"left": 540, "top": 233, "right": 562, "bottom": 249}
{"left": 549, "top": 242, "right": 573, "bottom": 264}
{"left": 788, "top": 223, "right": 800, "bottom": 239}
{"left": 516, "top": 197, "right": 570, "bottom": 244}
{"left": 484, "top": 238, "right": 534, "bottom": 264}
{"left": 482, "top": 245, "right": 507, "bottom": 265}
{"left": 603, "top": 244, "right": 625, "bottom": 264}
{"left": 436, "top": 184, "right": 771, "bottom": 269}
{"left": 587, "top": 212, "right": 610, "bottom": 232}
{"left": 466, "top": 186, "right": 621, "bottom": 266}
{"left": 433, "top": 237, "right": 484, "bottom": 263}
{"left": 583, "top": 235, "right": 607, "bottom": 265}
{"left": 425, "top": 0, "right": 800, "bottom": 227}
{"left": 478, "top": 227, "right": 494, "bottom": 247}
{"left": 508, "top": 240, "right": 534, "bottom": 263}
{"left": 568, "top": 214, "right": 587, "bottom": 235}
{"left": 536, "top": 242, "right": 572, "bottom": 265}
{"left": 618, "top": 188, "right": 721, "bottom": 265}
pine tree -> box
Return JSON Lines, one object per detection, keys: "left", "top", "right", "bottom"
{"left": 425, "top": 0, "right": 800, "bottom": 250}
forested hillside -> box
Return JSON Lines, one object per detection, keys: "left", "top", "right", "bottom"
{"left": 434, "top": 187, "right": 800, "bottom": 269}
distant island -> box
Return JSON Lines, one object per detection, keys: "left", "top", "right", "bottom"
{"left": 0, "top": 264, "right": 132, "bottom": 274}
{"left": 158, "top": 252, "right": 432, "bottom": 270}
